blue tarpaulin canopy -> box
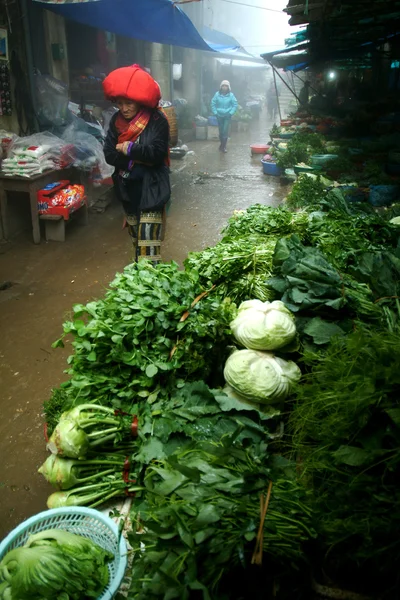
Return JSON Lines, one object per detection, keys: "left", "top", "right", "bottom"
{"left": 201, "top": 26, "right": 264, "bottom": 63}
{"left": 33, "top": 0, "right": 214, "bottom": 51}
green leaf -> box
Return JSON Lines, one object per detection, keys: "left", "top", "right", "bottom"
{"left": 136, "top": 438, "right": 166, "bottom": 464}
{"left": 52, "top": 338, "right": 65, "bottom": 349}
{"left": 333, "top": 445, "right": 370, "bottom": 467}
{"left": 194, "top": 504, "right": 221, "bottom": 527}
{"left": 303, "top": 318, "right": 345, "bottom": 345}
{"left": 386, "top": 408, "right": 400, "bottom": 427}
{"left": 194, "top": 528, "right": 216, "bottom": 545}
{"left": 87, "top": 351, "right": 97, "bottom": 362}
{"left": 146, "top": 364, "right": 159, "bottom": 378}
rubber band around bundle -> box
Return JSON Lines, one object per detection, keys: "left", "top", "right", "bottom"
{"left": 114, "top": 409, "right": 139, "bottom": 437}
{"left": 123, "top": 457, "right": 137, "bottom": 484}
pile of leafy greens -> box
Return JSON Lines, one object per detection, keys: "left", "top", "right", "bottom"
{"left": 45, "top": 261, "right": 236, "bottom": 431}
{"left": 184, "top": 206, "right": 309, "bottom": 304}
{"left": 128, "top": 437, "right": 314, "bottom": 600}
{"left": 274, "top": 133, "right": 325, "bottom": 170}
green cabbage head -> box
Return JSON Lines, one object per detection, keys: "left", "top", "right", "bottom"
{"left": 224, "top": 349, "right": 301, "bottom": 404}
{"left": 230, "top": 300, "right": 296, "bottom": 351}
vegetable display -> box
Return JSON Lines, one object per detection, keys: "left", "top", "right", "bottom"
{"left": 0, "top": 529, "right": 112, "bottom": 600}
{"left": 35, "top": 119, "right": 400, "bottom": 599}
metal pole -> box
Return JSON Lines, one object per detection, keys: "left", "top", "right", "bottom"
{"left": 268, "top": 61, "right": 301, "bottom": 104}
{"left": 272, "top": 66, "right": 282, "bottom": 122}
{"left": 291, "top": 71, "right": 299, "bottom": 106}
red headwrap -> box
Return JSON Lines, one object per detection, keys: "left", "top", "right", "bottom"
{"left": 102, "top": 64, "right": 161, "bottom": 108}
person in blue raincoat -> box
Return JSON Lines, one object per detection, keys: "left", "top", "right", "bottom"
{"left": 211, "top": 80, "right": 238, "bottom": 153}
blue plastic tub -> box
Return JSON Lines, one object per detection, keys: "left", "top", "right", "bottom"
{"left": 208, "top": 116, "right": 218, "bottom": 127}
{"left": 261, "top": 159, "right": 282, "bottom": 177}
{"left": 369, "top": 185, "right": 400, "bottom": 207}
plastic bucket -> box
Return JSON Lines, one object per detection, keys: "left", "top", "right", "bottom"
{"left": 251, "top": 143, "right": 269, "bottom": 155}
{"left": 261, "top": 159, "right": 282, "bottom": 176}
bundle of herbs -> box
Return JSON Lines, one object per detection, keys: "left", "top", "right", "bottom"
{"left": 184, "top": 236, "right": 278, "bottom": 303}
{"left": 185, "top": 206, "right": 311, "bottom": 304}
{"left": 284, "top": 175, "right": 327, "bottom": 211}
{"left": 221, "top": 205, "right": 309, "bottom": 240}
{"left": 45, "top": 261, "right": 236, "bottom": 431}
{"left": 288, "top": 326, "right": 400, "bottom": 597}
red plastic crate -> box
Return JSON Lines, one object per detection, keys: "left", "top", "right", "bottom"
{"left": 37, "top": 180, "right": 86, "bottom": 220}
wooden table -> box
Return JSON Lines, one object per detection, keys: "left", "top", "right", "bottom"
{"left": 0, "top": 168, "right": 80, "bottom": 244}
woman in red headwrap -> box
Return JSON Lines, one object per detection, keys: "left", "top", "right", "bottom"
{"left": 103, "top": 65, "right": 170, "bottom": 263}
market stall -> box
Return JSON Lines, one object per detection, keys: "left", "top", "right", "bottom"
{"left": 1, "top": 130, "right": 395, "bottom": 597}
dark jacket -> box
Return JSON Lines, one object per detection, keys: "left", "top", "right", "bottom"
{"left": 104, "top": 110, "right": 170, "bottom": 215}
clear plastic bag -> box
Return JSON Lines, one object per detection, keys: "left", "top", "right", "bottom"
{"left": 4, "top": 132, "right": 71, "bottom": 175}
{"left": 62, "top": 124, "right": 113, "bottom": 181}
{"left": 35, "top": 74, "right": 69, "bottom": 129}
{"left": 0, "top": 129, "right": 19, "bottom": 158}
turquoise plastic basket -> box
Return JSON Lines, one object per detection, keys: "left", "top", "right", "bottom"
{"left": 0, "top": 507, "right": 128, "bottom": 600}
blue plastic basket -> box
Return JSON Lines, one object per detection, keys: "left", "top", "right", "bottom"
{"left": 0, "top": 507, "right": 128, "bottom": 600}
{"left": 261, "top": 159, "right": 282, "bottom": 177}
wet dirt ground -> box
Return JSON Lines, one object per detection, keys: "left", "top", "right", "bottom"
{"left": 0, "top": 113, "right": 289, "bottom": 538}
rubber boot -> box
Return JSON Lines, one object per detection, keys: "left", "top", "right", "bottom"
{"left": 222, "top": 138, "right": 228, "bottom": 153}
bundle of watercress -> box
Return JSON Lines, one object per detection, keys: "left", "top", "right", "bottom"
{"left": 45, "top": 261, "right": 236, "bottom": 431}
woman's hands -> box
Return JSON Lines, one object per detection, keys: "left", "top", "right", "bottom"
{"left": 116, "top": 141, "right": 130, "bottom": 155}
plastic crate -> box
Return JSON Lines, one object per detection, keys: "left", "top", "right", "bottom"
{"left": 0, "top": 507, "right": 127, "bottom": 600}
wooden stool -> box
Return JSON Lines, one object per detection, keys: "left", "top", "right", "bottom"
{"left": 40, "top": 203, "right": 88, "bottom": 242}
